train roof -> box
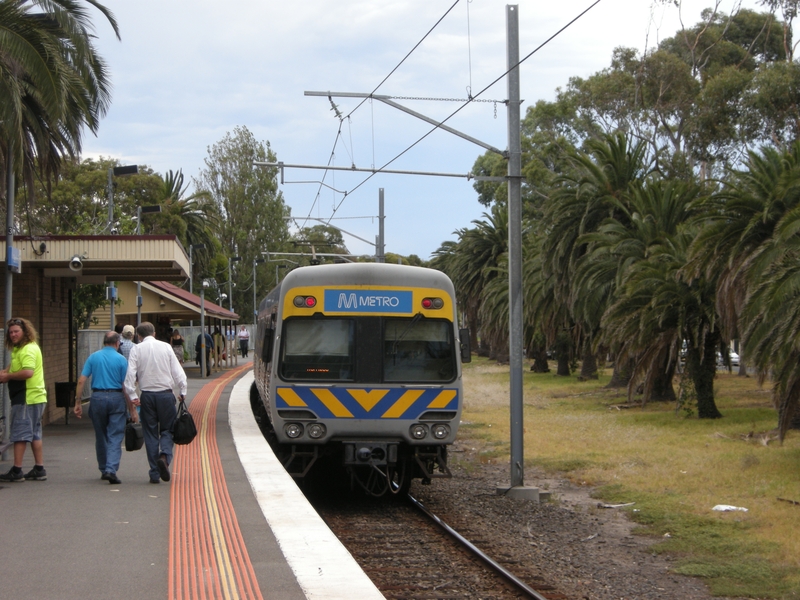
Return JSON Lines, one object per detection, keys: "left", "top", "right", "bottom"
{"left": 279, "top": 262, "right": 455, "bottom": 293}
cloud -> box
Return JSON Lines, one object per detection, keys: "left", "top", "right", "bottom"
{"left": 85, "top": 0, "right": 759, "bottom": 258}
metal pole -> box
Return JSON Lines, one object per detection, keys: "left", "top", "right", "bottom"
{"left": 107, "top": 168, "right": 115, "bottom": 329}
{"left": 228, "top": 261, "right": 234, "bottom": 313}
{"left": 200, "top": 288, "right": 206, "bottom": 378}
{"left": 378, "top": 188, "right": 385, "bottom": 263}
{"left": 136, "top": 206, "right": 142, "bottom": 325}
{"left": 3, "top": 146, "right": 15, "bottom": 457}
{"left": 107, "top": 167, "right": 113, "bottom": 232}
{"left": 506, "top": 4, "right": 524, "bottom": 489}
{"left": 252, "top": 260, "right": 257, "bottom": 323}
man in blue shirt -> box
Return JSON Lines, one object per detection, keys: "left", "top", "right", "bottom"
{"left": 74, "top": 331, "right": 138, "bottom": 484}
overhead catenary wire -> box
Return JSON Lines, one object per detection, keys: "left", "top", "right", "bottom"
{"left": 326, "top": 0, "right": 606, "bottom": 218}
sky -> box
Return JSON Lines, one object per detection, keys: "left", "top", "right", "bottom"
{"left": 82, "top": 0, "right": 759, "bottom": 259}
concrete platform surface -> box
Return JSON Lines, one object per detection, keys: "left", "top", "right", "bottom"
{"left": 0, "top": 359, "right": 383, "bottom": 600}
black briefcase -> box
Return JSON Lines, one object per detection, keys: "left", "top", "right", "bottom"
{"left": 125, "top": 419, "right": 144, "bottom": 451}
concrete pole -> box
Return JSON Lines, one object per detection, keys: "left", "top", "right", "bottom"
{"left": 506, "top": 4, "right": 524, "bottom": 488}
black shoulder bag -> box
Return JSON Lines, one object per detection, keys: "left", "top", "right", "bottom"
{"left": 171, "top": 398, "right": 197, "bottom": 445}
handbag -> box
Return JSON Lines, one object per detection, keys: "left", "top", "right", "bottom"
{"left": 171, "top": 399, "right": 197, "bottom": 445}
{"left": 125, "top": 419, "right": 144, "bottom": 451}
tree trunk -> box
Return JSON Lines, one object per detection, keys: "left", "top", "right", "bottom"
{"left": 686, "top": 340, "right": 722, "bottom": 419}
{"left": 554, "top": 331, "right": 571, "bottom": 376}
{"left": 650, "top": 358, "right": 676, "bottom": 402}
{"left": 530, "top": 348, "right": 550, "bottom": 373}
{"left": 607, "top": 356, "right": 634, "bottom": 388}
{"left": 579, "top": 349, "right": 598, "bottom": 380}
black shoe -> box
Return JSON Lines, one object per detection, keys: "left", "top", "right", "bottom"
{"left": 149, "top": 478, "right": 160, "bottom": 484}
{"left": 157, "top": 457, "right": 170, "bottom": 482}
{"left": 105, "top": 472, "right": 121, "bottom": 484}
{"left": 24, "top": 467, "right": 47, "bottom": 481}
{"left": 0, "top": 468, "right": 24, "bottom": 482}
{"left": 101, "top": 472, "right": 110, "bottom": 481}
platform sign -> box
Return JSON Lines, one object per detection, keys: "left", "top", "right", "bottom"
{"left": 6, "top": 247, "right": 21, "bottom": 273}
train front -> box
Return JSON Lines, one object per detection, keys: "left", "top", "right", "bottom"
{"left": 266, "top": 263, "right": 466, "bottom": 495}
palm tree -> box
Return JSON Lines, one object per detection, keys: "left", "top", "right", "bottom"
{"left": 1, "top": 0, "right": 119, "bottom": 189}
{"left": 541, "top": 132, "right": 651, "bottom": 383}
{"left": 703, "top": 141, "right": 800, "bottom": 437}
{"left": 592, "top": 180, "right": 711, "bottom": 407}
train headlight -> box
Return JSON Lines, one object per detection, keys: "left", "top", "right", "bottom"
{"left": 285, "top": 423, "right": 303, "bottom": 439}
{"left": 410, "top": 424, "right": 428, "bottom": 440}
{"left": 307, "top": 423, "right": 326, "bottom": 439}
{"left": 432, "top": 424, "right": 450, "bottom": 439}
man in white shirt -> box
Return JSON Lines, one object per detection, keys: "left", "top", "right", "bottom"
{"left": 237, "top": 325, "right": 250, "bottom": 358}
{"left": 124, "top": 322, "right": 188, "bottom": 484}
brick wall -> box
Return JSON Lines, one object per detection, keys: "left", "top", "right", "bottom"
{"left": 0, "top": 271, "right": 72, "bottom": 425}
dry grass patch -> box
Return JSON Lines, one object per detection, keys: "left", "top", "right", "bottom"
{"left": 459, "top": 357, "right": 800, "bottom": 598}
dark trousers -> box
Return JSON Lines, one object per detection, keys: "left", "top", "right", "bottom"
{"left": 140, "top": 391, "right": 177, "bottom": 482}
{"left": 239, "top": 339, "right": 249, "bottom": 357}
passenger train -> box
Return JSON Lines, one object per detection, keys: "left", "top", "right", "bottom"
{"left": 250, "top": 262, "right": 470, "bottom": 496}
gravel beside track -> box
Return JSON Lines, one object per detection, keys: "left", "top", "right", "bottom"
{"left": 407, "top": 447, "right": 745, "bottom": 600}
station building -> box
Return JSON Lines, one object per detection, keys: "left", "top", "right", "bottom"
{"left": 0, "top": 235, "right": 237, "bottom": 427}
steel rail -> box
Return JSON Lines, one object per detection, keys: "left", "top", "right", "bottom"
{"left": 407, "top": 493, "right": 551, "bottom": 600}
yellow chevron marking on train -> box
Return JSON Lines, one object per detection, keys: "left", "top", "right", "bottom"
{"left": 427, "top": 389, "right": 457, "bottom": 409}
{"left": 312, "top": 389, "right": 354, "bottom": 418}
{"left": 348, "top": 389, "right": 389, "bottom": 412}
{"left": 382, "top": 390, "right": 425, "bottom": 418}
{"left": 276, "top": 388, "right": 308, "bottom": 407}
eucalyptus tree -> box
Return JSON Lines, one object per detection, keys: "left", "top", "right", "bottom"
{"left": 0, "top": 0, "right": 119, "bottom": 191}
{"left": 195, "top": 126, "right": 290, "bottom": 318}
{"left": 562, "top": 7, "right": 793, "bottom": 175}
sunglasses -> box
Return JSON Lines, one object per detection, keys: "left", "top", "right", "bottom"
{"left": 8, "top": 319, "right": 23, "bottom": 326}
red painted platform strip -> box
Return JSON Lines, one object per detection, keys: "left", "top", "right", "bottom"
{"left": 168, "top": 365, "right": 263, "bottom": 600}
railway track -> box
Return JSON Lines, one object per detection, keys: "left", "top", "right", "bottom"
{"left": 311, "top": 489, "right": 570, "bottom": 600}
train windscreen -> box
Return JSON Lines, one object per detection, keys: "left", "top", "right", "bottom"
{"left": 383, "top": 318, "right": 455, "bottom": 382}
{"left": 279, "top": 315, "right": 456, "bottom": 384}
{"left": 280, "top": 319, "right": 354, "bottom": 380}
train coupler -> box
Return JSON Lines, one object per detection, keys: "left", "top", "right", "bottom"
{"left": 413, "top": 446, "right": 451, "bottom": 479}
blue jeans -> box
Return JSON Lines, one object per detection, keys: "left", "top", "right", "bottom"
{"left": 140, "top": 391, "right": 177, "bottom": 482}
{"left": 88, "top": 391, "right": 127, "bottom": 475}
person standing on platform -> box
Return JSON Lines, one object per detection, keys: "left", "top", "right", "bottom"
{"left": 0, "top": 318, "right": 48, "bottom": 482}
{"left": 170, "top": 329, "right": 185, "bottom": 364}
{"left": 119, "top": 324, "right": 136, "bottom": 361}
{"left": 74, "top": 331, "right": 138, "bottom": 484}
{"left": 237, "top": 325, "right": 250, "bottom": 358}
{"left": 195, "top": 331, "right": 213, "bottom": 376}
{"left": 124, "top": 322, "right": 187, "bottom": 484}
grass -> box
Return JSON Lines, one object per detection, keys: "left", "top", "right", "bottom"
{"left": 457, "top": 357, "right": 800, "bottom": 599}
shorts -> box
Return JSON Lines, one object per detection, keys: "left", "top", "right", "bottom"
{"left": 10, "top": 402, "right": 46, "bottom": 442}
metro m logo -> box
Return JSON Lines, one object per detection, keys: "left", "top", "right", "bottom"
{"left": 338, "top": 293, "right": 358, "bottom": 309}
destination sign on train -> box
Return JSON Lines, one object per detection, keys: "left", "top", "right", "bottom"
{"left": 324, "top": 289, "right": 413, "bottom": 313}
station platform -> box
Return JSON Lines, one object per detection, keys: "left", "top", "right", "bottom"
{"left": 0, "top": 359, "right": 384, "bottom": 600}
